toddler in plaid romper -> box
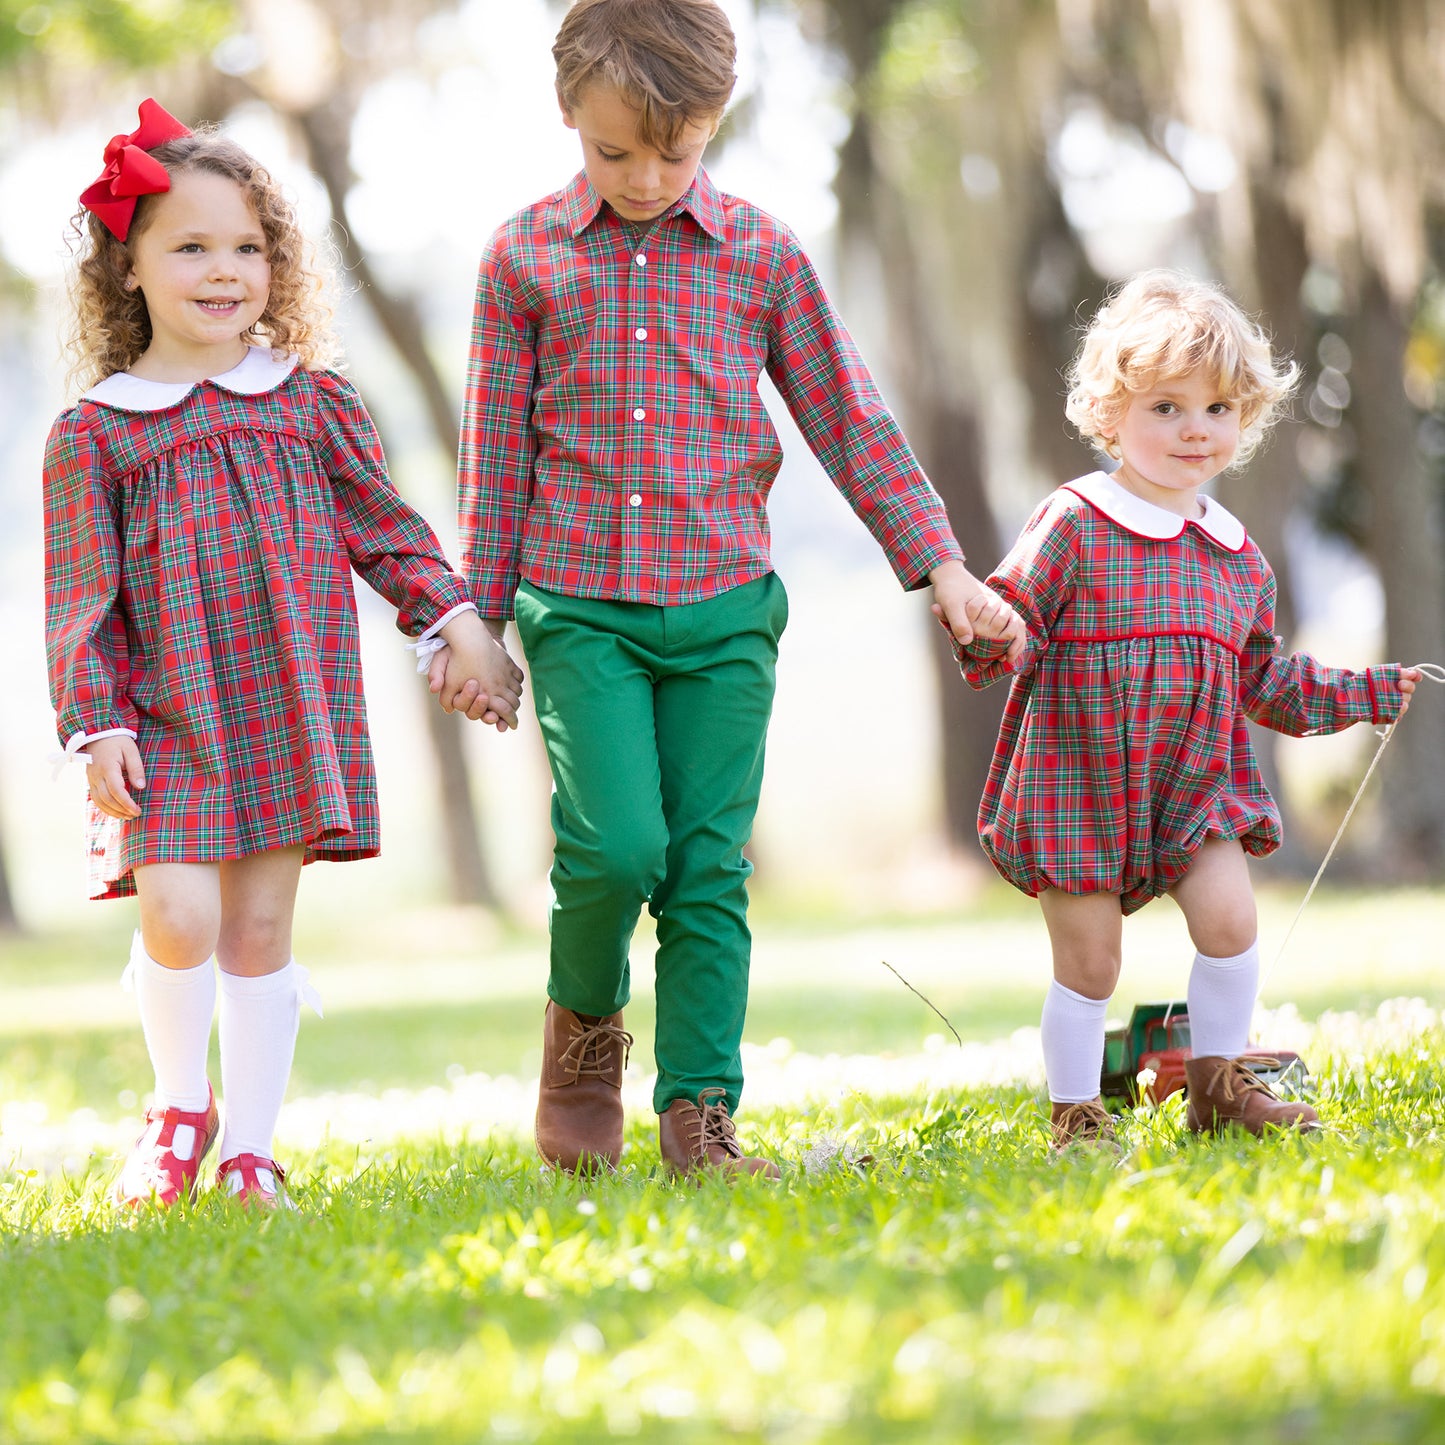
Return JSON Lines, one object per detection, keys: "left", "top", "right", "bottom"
{"left": 956, "top": 271, "right": 1420, "bottom": 1151}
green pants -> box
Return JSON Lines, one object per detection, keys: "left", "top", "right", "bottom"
{"left": 514, "top": 573, "right": 788, "bottom": 1114}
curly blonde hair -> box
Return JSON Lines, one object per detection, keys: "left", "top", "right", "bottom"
{"left": 1065, "top": 270, "right": 1298, "bottom": 467}
{"left": 65, "top": 126, "right": 338, "bottom": 392}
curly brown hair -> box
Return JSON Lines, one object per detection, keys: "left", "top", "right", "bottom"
{"left": 65, "top": 126, "right": 338, "bottom": 393}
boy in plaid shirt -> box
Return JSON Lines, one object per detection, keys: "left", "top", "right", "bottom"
{"left": 452, "top": 0, "right": 1023, "bottom": 1177}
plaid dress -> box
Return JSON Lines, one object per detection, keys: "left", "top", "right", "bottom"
{"left": 44, "top": 347, "right": 470, "bottom": 900}
{"left": 960, "top": 471, "right": 1402, "bottom": 914}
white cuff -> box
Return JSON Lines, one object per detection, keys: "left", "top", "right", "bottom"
{"left": 50, "top": 727, "right": 138, "bottom": 781}
{"left": 404, "top": 602, "right": 479, "bottom": 674}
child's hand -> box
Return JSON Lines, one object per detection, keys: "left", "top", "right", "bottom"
{"left": 426, "top": 614, "right": 524, "bottom": 730}
{"left": 1396, "top": 666, "right": 1422, "bottom": 716}
{"left": 85, "top": 734, "right": 145, "bottom": 819}
{"left": 930, "top": 561, "right": 1026, "bottom": 665}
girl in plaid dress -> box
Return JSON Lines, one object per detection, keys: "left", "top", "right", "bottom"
{"left": 956, "top": 271, "right": 1420, "bottom": 1151}
{"left": 44, "top": 101, "right": 523, "bottom": 1209}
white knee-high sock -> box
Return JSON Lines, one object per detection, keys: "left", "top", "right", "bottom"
{"left": 127, "top": 932, "right": 215, "bottom": 1113}
{"left": 217, "top": 961, "right": 318, "bottom": 1161}
{"left": 1186, "top": 942, "right": 1260, "bottom": 1057}
{"left": 1040, "top": 979, "right": 1110, "bottom": 1104}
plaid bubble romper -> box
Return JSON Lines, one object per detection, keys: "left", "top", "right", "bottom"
{"left": 43, "top": 347, "right": 471, "bottom": 900}
{"left": 959, "top": 471, "right": 1403, "bottom": 914}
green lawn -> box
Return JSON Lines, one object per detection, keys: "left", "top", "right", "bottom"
{"left": 3, "top": 884, "right": 1444, "bottom": 1442}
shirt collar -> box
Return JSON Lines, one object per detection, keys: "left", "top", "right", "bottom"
{"left": 82, "top": 346, "right": 301, "bottom": 413}
{"left": 1062, "top": 470, "right": 1248, "bottom": 551}
{"left": 560, "top": 166, "right": 728, "bottom": 243}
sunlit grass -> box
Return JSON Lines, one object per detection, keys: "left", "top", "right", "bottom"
{"left": 4, "top": 1045, "right": 1445, "bottom": 1443}
{"left": 4, "top": 888, "right": 1445, "bottom": 1441}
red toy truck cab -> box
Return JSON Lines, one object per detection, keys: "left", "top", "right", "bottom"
{"left": 1100, "top": 1001, "right": 1306, "bottom": 1106}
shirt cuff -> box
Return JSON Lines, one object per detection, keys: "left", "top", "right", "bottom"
{"left": 405, "top": 602, "right": 479, "bottom": 674}
{"left": 50, "top": 727, "right": 138, "bottom": 779}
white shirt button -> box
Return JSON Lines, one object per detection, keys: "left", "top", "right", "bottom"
{"left": 632, "top": 407, "right": 646, "bottom": 420}
{"left": 635, "top": 253, "right": 648, "bottom": 266}
{"left": 635, "top": 328, "right": 648, "bottom": 340}
{"left": 628, "top": 494, "right": 642, "bottom": 507}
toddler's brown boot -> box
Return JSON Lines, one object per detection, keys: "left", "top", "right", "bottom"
{"left": 1184, "top": 1055, "right": 1319, "bottom": 1136}
{"left": 535, "top": 1000, "right": 632, "bottom": 1172}
{"left": 1049, "top": 1097, "right": 1118, "bottom": 1154}
{"left": 658, "top": 1087, "right": 780, "bottom": 1180}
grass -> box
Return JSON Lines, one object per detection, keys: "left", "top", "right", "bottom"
{"left": 3, "top": 884, "right": 1445, "bottom": 1441}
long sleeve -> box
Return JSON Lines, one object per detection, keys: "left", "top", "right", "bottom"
{"left": 312, "top": 371, "right": 470, "bottom": 635}
{"left": 43, "top": 407, "right": 138, "bottom": 743}
{"left": 1238, "top": 569, "right": 1401, "bottom": 734}
{"left": 956, "top": 496, "right": 1081, "bottom": 688}
{"left": 457, "top": 238, "right": 538, "bottom": 619}
{"left": 764, "top": 231, "right": 962, "bottom": 591}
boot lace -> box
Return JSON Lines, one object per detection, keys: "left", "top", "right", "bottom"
{"left": 558, "top": 1016, "right": 633, "bottom": 1082}
{"left": 1052, "top": 1099, "right": 1116, "bottom": 1146}
{"left": 690, "top": 1086, "right": 744, "bottom": 1161}
{"left": 1208, "top": 1056, "right": 1282, "bottom": 1104}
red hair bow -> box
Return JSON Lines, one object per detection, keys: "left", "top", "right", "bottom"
{"left": 79, "top": 98, "right": 193, "bottom": 241}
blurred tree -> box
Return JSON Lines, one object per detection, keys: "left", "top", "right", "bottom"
{"left": 806, "top": 0, "right": 1445, "bottom": 875}
{"left": 190, "top": 0, "right": 507, "bottom": 905}
{"left": 4, "top": 0, "right": 504, "bottom": 907}
{"left": 1131, "top": 0, "right": 1445, "bottom": 874}
{"left": 814, "top": 0, "right": 1104, "bottom": 854}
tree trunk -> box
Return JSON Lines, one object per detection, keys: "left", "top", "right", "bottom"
{"left": 922, "top": 406, "right": 1010, "bottom": 846}
{"left": 1220, "top": 182, "right": 1312, "bottom": 873}
{"left": 1347, "top": 270, "right": 1445, "bottom": 876}
{"left": 293, "top": 100, "right": 499, "bottom": 907}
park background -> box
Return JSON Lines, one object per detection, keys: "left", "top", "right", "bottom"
{"left": 2, "top": 3, "right": 1445, "bottom": 1442}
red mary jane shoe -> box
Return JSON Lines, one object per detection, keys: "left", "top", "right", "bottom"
{"left": 114, "top": 1084, "right": 221, "bottom": 1209}
{"left": 216, "top": 1153, "right": 290, "bottom": 1210}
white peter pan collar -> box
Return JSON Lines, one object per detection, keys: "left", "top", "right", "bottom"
{"left": 82, "top": 346, "right": 301, "bottom": 412}
{"left": 1062, "top": 470, "right": 1247, "bottom": 552}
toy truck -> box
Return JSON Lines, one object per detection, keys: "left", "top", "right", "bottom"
{"left": 1100, "top": 1001, "right": 1307, "bottom": 1106}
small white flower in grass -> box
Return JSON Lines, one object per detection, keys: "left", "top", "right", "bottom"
{"left": 729, "top": 1241, "right": 747, "bottom": 1262}
{"left": 800, "top": 1135, "right": 872, "bottom": 1174}
{"left": 576, "top": 1198, "right": 598, "bottom": 1216}
{"left": 1136, "top": 1066, "right": 1157, "bottom": 1094}
{"left": 628, "top": 1267, "right": 655, "bottom": 1291}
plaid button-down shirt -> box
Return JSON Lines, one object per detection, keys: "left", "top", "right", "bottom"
{"left": 458, "top": 168, "right": 963, "bottom": 616}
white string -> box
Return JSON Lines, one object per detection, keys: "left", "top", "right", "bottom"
{"left": 1258, "top": 662, "right": 1445, "bottom": 1000}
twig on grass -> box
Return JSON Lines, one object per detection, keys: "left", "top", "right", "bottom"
{"left": 881, "top": 960, "right": 963, "bottom": 1047}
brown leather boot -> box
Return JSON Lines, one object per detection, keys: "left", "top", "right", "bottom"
{"left": 1184, "top": 1055, "right": 1319, "bottom": 1136}
{"left": 535, "top": 1001, "right": 633, "bottom": 1173}
{"left": 1049, "top": 1097, "right": 1118, "bottom": 1154}
{"left": 658, "top": 1087, "right": 780, "bottom": 1180}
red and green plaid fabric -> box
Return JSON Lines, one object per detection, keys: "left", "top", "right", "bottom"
{"left": 959, "top": 485, "right": 1402, "bottom": 914}
{"left": 458, "top": 168, "right": 962, "bottom": 615}
{"left": 44, "top": 366, "right": 469, "bottom": 899}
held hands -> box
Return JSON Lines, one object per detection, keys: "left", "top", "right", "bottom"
{"left": 426, "top": 613, "right": 525, "bottom": 731}
{"left": 929, "top": 560, "right": 1026, "bottom": 666}
{"left": 85, "top": 734, "right": 145, "bottom": 819}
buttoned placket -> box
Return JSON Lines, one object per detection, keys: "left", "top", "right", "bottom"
{"left": 622, "top": 229, "right": 652, "bottom": 586}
